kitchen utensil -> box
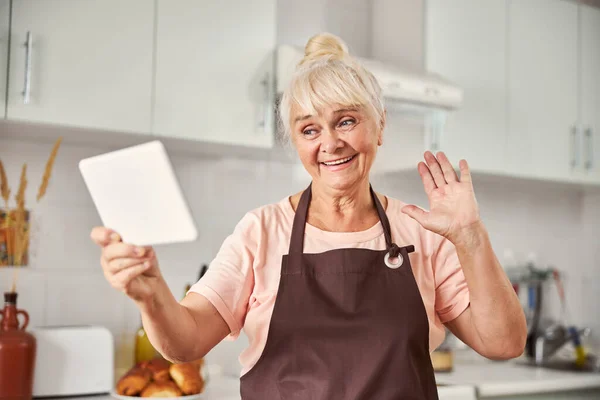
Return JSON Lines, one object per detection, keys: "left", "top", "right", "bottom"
{"left": 79, "top": 140, "right": 198, "bottom": 246}
{"left": 551, "top": 269, "right": 586, "bottom": 366}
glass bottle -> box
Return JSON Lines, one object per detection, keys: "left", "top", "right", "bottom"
{"left": 0, "top": 291, "right": 36, "bottom": 399}
{"left": 134, "top": 319, "right": 159, "bottom": 364}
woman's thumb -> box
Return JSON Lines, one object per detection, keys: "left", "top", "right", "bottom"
{"left": 401, "top": 205, "right": 429, "bottom": 227}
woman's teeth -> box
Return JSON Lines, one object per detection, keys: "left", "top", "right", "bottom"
{"left": 322, "top": 155, "right": 355, "bottom": 166}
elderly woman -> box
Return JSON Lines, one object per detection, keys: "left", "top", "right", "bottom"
{"left": 91, "top": 33, "right": 527, "bottom": 399}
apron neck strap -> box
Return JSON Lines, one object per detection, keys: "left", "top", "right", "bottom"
{"left": 288, "top": 182, "right": 395, "bottom": 254}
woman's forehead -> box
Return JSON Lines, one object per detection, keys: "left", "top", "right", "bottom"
{"left": 291, "top": 102, "right": 366, "bottom": 120}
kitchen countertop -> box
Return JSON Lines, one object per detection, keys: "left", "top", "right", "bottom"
{"left": 40, "top": 377, "right": 476, "bottom": 400}
{"left": 40, "top": 351, "right": 600, "bottom": 400}
{"left": 435, "top": 349, "right": 600, "bottom": 397}
{"left": 39, "top": 377, "right": 242, "bottom": 400}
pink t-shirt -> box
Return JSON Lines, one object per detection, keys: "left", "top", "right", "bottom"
{"left": 189, "top": 195, "right": 470, "bottom": 377}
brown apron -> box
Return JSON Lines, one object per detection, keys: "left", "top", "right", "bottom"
{"left": 240, "top": 183, "right": 439, "bottom": 399}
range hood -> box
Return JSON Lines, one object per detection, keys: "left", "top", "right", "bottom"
{"left": 275, "top": 44, "right": 463, "bottom": 112}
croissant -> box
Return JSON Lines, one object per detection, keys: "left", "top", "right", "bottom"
{"left": 140, "top": 381, "right": 183, "bottom": 397}
{"left": 116, "top": 366, "right": 152, "bottom": 396}
{"left": 143, "top": 357, "right": 172, "bottom": 382}
{"left": 169, "top": 362, "right": 204, "bottom": 395}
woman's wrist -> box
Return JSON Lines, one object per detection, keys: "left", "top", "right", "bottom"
{"left": 135, "top": 277, "right": 172, "bottom": 315}
{"left": 448, "top": 220, "right": 488, "bottom": 253}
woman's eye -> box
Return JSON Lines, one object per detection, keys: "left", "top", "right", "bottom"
{"left": 339, "top": 119, "right": 355, "bottom": 128}
{"left": 302, "top": 128, "right": 317, "bottom": 136}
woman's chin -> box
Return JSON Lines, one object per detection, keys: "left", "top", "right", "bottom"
{"left": 319, "top": 174, "right": 364, "bottom": 192}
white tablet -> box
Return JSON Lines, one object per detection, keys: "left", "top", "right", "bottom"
{"left": 79, "top": 140, "right": 198, "bottom": 246}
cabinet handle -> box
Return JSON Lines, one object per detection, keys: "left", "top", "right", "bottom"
{"left": 22, "top": 31, "right": 33, "bottom": 104}
{"left": 570, "top": 125, "right": 579, "bottom": 168}
{"left": 585, "top": 127, "right": 594, "bottom": 170}
{"left": 258, "top": 73, "right": 271, "bottom": 136}
{"left": 431, "top": 122, "right": 438, "bottom": 151}
{"left": 430, "top": 111, "right": 446, "bottom": 152}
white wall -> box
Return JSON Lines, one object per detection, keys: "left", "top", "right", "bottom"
{"left": 277, "top": 0, "right": 372, "bottom": 56}
{"left": 371, "top": 0, "right": 424, "bottom": 69}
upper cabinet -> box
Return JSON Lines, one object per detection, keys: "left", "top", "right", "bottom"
{"left": 425, "top": 0, "right": 507, "bottom": 174}
{"left": 425, "top": 0, "right": 600, "bottom": 185}
{"left": 507, "top": 0, "right": 579, "bottom": 182}
{"left": 0, "top": 0, "right": 9, "bottom": 118}
{"left": 152, "top": 0, "right": 276, "bottom": 148}
{"left": 580, "top": 5, "right": 600, "bottom": 182}
{"left": 6, "top": 0, "right": 154, "bottom": 133}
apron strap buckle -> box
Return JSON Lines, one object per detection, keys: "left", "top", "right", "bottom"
{"left": 384, "top": 244, "right": 415, "bottom": 269}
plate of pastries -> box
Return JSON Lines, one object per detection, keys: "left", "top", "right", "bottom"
{"left": 111, "top": 357, "right": 207, "bottom": 399}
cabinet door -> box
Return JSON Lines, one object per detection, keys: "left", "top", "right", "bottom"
{"left": 153, "top": 0, "right": 276, "bottom": 148}
{"left": 426, "top": 0, "right": 507, "bottom": 174}
{"left": 581, "top": 4, "right": 600, "bottom": 182}
{"left": 507, "top": 0, "right": 579, "bottom": 181}
{"left": 0, "top": 0, "right": 9, "bottom": 118}
{"left": 7, "top": 0, "right": 153, "bottom": 133}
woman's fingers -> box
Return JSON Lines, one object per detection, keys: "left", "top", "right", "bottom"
{"left": 459, "top": 159, "right": 472, "bottom": 184}
{"left": 111, "top": 262, "right": 152, "bottom": 292}
{"left": 90, "top": 226, "right": 121, "bottom": 246}
{"left": 103, "top": 242, "right": 149, "bottom": 262}
{"left": 418, "top": 162, "right": 437, "bottom": 194}
{"left": 436, "top": 152, "right": 459, "bottom": 183}
{"left": 107, "top": 256, "right": 153, "bottom": 274}
{"left": 424, "top": 151, "right": 447, "bottom": 187}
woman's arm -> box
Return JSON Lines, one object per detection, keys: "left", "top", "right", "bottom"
{"left": 401, "top": 151, "right": 527, "bottom": 360}
{"left": 444, "top": 222, "right": 527, "bottom": 359}
{"left": 91, "top": 226, "right": 230, "bottom": 363}
{"left": 138, "top": 284, "right": 230, "bottom": 363}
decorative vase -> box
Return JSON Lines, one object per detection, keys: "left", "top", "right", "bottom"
{"left": 0, "top": 291, "right": 36, "bottom": 399}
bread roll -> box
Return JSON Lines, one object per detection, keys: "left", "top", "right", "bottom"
{"left": 169, "top": 362, "right": 204, "bottom": 395}
{"left": 144, "top": 358, "right": 172, "bottom": 382}
{"left": 140, "top": 381, "right": 183, "bottom": 397}
{"left": 116, "top": 366, "right": 152, "bottom": 396}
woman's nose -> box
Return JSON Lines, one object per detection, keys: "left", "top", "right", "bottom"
{"left": 320, "top": 130, "right": 343, "bottom": 153}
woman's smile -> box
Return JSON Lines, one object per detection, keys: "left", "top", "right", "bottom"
{"left": 320, "top": 154, "right": 357, "bottom": 171}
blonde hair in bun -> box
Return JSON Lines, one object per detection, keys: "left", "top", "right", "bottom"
{"left": 300, "top": 32, "right": 349, "bottom": 66}
{"left": 279, "top": 32, "right": 385, "bottom": 142}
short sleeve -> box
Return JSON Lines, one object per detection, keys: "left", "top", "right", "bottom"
{"left": 432, "top": 236, "right": 470, "bottom": 323}
{"left": 187, "top": 212, "right": 260, "bottom": 340}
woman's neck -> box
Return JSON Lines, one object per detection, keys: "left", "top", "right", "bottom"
{"left": 294, "top": 179, "right": 385, "bottom": 233}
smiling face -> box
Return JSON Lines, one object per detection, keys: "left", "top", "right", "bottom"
{"left": 291, "top": 103, "right": 384, "bottom": 192}
{"left": 279, "top": 34, "right": 386, "bottom": 193}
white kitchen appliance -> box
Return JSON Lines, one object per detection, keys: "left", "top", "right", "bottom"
{"left": 30, "top": 325, "right": 114, "bottom": 397}
{"left": 276, "top": 44, "right": 463, "bottom": 111}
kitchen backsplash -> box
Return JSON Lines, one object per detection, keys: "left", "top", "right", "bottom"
{"left": 1, "top": 134, "right": 599, "bottom": 376}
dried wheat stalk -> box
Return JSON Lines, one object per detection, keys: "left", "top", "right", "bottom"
{"left": 0, "top": 160, "right": 10, "bottom": 210}
{"left": 15, "top": 163, "right": 27, "bottom": 210}
{"left": 10, "top": 164, "right": 28, "bottom": 291}
{"left": 37, "top": 136, "right": 62, "bottom": 202}
{"left": 1, "top": 138, "right": 61, "bottom": 292}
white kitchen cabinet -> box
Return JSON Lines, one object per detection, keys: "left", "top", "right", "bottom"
{"left": 507, "top": 0, "right": 579, "bottom": 181}
{"left": 0, "top": 0, "right": 9, "bottom": 118}
{"left": 580, "top": 4, "right": 600, "bottom": 183}
{"left": 6, "top": 0, "right": 154, "bottom": 133}
{"left": 153, "top": 0, "right": 276, "bottom": 148}
{"left": 425, "top": 0, "right": 507, "bottom": 174}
